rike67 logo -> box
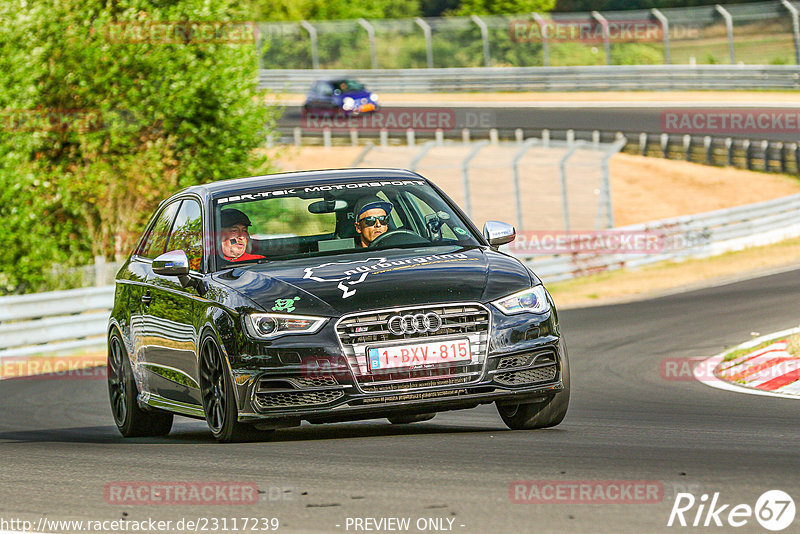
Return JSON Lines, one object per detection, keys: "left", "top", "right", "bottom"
{"left": 668, "top": 490, "right": 795, "bottom": 531}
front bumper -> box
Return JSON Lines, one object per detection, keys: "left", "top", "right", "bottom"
{"left": 229, "top": 307, "right": 566, "bottom": 425}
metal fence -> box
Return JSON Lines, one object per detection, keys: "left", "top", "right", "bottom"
{"left": 275, "top": 123, "right": 800, "bottom": 176}
{"left": 5, "top": 190, "right": 800, "bottom": 357}
{"left": 350, "top": 137, "right": 625, "bottom": 232}
{"left": 257, "top": 65, "right": 800, "bottom": 92}
{"left": 519, "top": 192, "right": 800, "bottom": 282}
{"left": 257, "top": 0, "right": 800, "bottom": 69}
{"left": 0, "top": 286, "right": 113, "bottom": 358}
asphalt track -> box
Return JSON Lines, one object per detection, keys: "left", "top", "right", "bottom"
{"left": 1, "top": 268, "right": 799, "bottom": 533}
{"left": 279, "top": 104, "right": 799, "bottom": 142}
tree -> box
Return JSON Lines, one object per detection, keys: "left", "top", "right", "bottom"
{"left": 247, "top": 0, "right": 421, "bottom": 21}
{"left": 453, "top": 0, "right": 556, "bottom": 16}
{"left": 0, "top": 0, "right": 277, "bottom": 294}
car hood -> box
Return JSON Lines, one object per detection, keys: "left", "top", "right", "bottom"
{"left": 340, "top": 90, "right": 372, "bottom": 100}
{"left": 213, "top": 246, "right": 533, "bottom": 317}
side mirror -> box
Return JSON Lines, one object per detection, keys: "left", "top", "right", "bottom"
{"left": 153, "top": 250, "right": 190, "bottom": 277}
{"left": 483, "top": 221, "right": 516, "bottom": 247}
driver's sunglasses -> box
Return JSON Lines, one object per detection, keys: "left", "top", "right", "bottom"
{"left": 359, "top": 215, "right": 389, "bottom": 227}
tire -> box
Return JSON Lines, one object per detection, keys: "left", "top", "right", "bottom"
{"left": 107, "top": 332, "right": 173, "bottom": 437}
{"left": 496, "top": 338, "right": 571, "bottom": 430}
{"left": 198, "top": 334, "right": 270, "bottom": 443}
{"left": 496, "top": 390, "right": 569, "bottom": 430}
{"left": 387, "top": 413, "right": 436, "bottom": 424}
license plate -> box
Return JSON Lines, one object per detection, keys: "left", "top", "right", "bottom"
{"left": 359, "top": 103, "right": 375, "bottom": 112}
{"left": 367, "top": 339, "right": 471, "bottom": 372}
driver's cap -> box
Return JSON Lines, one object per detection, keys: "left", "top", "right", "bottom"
{"left": 354, "top": 196, "right": 393, "bottom": 220}
{"left": 220, "top": 209, "right": 252, "bottom": 228}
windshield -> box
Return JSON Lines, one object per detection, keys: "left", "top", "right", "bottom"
{"left": 212, "top": 178, "right": 481, "bottom": 269}
{"left": 332, "top": 79, "right": 365, "bottom": 92}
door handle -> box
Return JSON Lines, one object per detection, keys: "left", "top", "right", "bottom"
{"left": 141, "top": 291, "right": 152, "bottom": 306}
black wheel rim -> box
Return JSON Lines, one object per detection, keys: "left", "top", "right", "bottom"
{"left": 500, "top": 404, "right": 519, "bottom": 418}
{"left": 200, "top": 339, "right": 226, "bottom": 433}
{"left": 108, "top": 336, "right": 128, "bottom": 425}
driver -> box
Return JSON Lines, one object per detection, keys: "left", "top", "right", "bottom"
{"left": 353, "top": 196, "right": 393, "bottom": 248}
{"left": 220, "top": 209, "right": 265, "bottom": 262}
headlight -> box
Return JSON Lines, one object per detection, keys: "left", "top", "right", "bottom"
{"left": 342, "top": 97, "right": 355, "bottom": 110}
{"left": 244, "top": 313, "right": 328, "bottom": 339}
{"left": 492, "top": 285, "right": 550, "bottom": 315}
{"left": 370, "top": 93, "right": 378, "bottom": 102}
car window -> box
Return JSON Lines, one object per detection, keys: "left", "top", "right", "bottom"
{"left": 212, "top": 179, "right": 481, "bottom": 268}
{"left": 333, "top": 79, "right": 365, "bottom": 91}
{"left": 320, "top": 83, "right": 333, "bottom": 96}
{"left": 407, "top": 192, "right": 458, "bottom": 240}
{"left": 244, "top": 197, "right": 336, "bottom": 237}
{"left": 167, "top": 199, "right": 203, "bottom": 272}
{"left": 138, "top": 201, "right": 180, "bottom": 260}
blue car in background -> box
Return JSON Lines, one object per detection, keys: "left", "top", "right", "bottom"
{"left": 302, "top": 79, "right": 379, "bottom": 117}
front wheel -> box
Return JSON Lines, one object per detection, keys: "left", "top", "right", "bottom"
{"left": 497, "top": 338, "right": 570, "bottom": 430}
{"left": 496, "top": 389, "right": 569, "bottom": 430}
{"left": 107, "top": 331, "right": 173, "bottom": 437}
{"left": 199, "top": 335, "right": 270, "bottom": 443}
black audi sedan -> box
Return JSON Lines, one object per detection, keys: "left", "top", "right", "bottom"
{"left": 108, "top": 168, "right": 569, "bottom": 442}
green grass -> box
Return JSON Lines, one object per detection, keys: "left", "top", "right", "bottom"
{"left": 788, "top": 331, "right": 800, "bottom": 357}
{"left": 722, "top": 338, "right": 781, "bottom": 363}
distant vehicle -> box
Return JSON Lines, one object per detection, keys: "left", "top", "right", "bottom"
{"left": 107, "top": 168, "right": 570, "bottom": 442}
{"left": 302, "top": 79, "right": 379, "bottom": 117}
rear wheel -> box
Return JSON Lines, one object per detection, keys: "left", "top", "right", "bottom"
{"left": 387, "top": 413, "right": 436, "bottom": 424}
{"left": 107, "top": 332, "right": 173, "bottom": 437}
{"left": 199, "top": 335, "right": 270, "bottom": 443}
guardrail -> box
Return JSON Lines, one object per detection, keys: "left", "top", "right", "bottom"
{"left": 0, "top": 286, "right": 113, "bottom": 359}
{"left": 4, "top": 192, "right": 800, "bottom": 357}
{"left": 518, "top": 193, "right": 800, "bottom": 282}
{"left": 258, "top": 65, "right": 800, "bottom": 93}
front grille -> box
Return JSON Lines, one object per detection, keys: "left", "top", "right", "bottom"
{"left": 497, "top": 355, "right": 529, "bottom": 370}
{"left": 497, "top": 351, "right": 556, "bottom": 370}
{"left": 290, "top": 375, "right": 339, "bottom": 388}
{"left": 494, "top": 364, "right": 557, "bottom": 386}
{"left": 336, "top": 303, "right": 490, "bottom": 388}
{"left": 254, "top": 390, "right": 344, "bottom": 409}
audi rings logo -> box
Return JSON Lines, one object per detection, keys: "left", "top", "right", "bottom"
{"left": 387, "top": 313, "right": 443, "bottom": 336}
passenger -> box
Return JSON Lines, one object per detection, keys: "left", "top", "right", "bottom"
{"left": 220, "top": 209, "right": 265, "bottom": 262}
{"left": 353, "top": 196, "right": 393, "bottom": 248}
